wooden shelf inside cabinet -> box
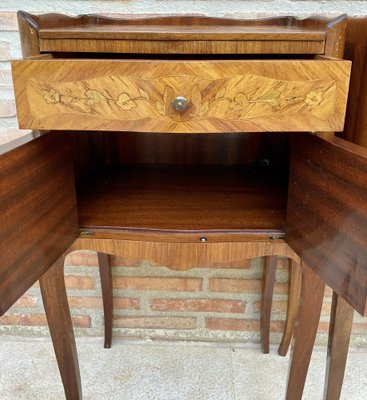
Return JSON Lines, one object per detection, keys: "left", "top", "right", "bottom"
{"left": 76, "top": 164, "right": 287, "bottom": 241}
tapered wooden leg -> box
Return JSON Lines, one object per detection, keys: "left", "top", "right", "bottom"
{"left": 261, "top": 256, "right": 277, "bottom": 353}
{"left": 278, "top": 260, "right": 302, "bottom": 356}
{"left": 323, "top": 292, "right": 354, "bottom": 400}
{"left": 285, "top": 263, "right": 325, "bottom": 400}
{"left": 97, "top": 252, "right": 113, "bottom": 349}
{"left": 39, "top": 256, "right": 82, "bottom": 400}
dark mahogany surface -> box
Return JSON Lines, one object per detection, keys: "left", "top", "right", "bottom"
{"left": 0, "top": 133, "right": 78, "bottom": 315}
{"left": 286, "top": 134, "right": 367, "bottom": 316}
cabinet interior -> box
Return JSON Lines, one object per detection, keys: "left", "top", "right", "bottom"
{"left": 35, "top": 14, "right": 337, "bottom": 239}
{"left": 71, "top": 132, "right": 290, "bottom": 237}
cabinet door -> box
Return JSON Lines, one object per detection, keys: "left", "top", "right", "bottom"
{"left": 286, "top": 134, "right": 367, "bottom": 316}
{"left": 0, "top": 133, "right": 78, "bottom": 315}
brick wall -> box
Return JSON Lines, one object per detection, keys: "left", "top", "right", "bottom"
{"left": 2, "top": 251, "right": 367, "bottom": 346}
{"left": 1, "top": 1, "right": 367, "bottom": 347}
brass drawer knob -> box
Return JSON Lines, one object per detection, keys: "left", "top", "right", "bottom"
{"left": 172, "top": 96, "right": 188, "bottom": 112}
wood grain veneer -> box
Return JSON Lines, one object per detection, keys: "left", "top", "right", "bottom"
{"left": 286, "top": 134, "right": 367, "bottom": 316}
{"left": 0, "top": 133, "right": 78, "bottom": 315}
{"left": 285, "top": 263, "right": 325, "bottom": 400}
{"left": 77, "top": 165, "right": 287, "bottom": 238}
{"left": 39, "top": 24, "right": 325, "bottom": 55}
{"left": 260, "top": 255, "right": 277, "bottom": 354}
{"left": 278, "top": 260, "right": 301, "bottom": 356}
{"left": 343, "top": 18, "right": 367, "bottom": 145}
{"left": 12, "top": 58, "right": 351, "bottom": 133}
{"left": 98, "top": 132, "right": 290, "bottom": 167}
{"left": 39, "top": 257, "right": 82, "bottom": 400}
{"left": 70, "top": 238, "right": 300, "bottom": 271}
{"left": 324, "top": 293, "right": 354, "bottom": 400}
{"left": 39, "top": 25, "right": 326, "bottom": 41}
{"left": 30, "top": 13, "right": 333, "bottom": 55}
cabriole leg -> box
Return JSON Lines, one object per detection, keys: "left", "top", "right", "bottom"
{"left": 97, "top": 252, "right": 113, "bottom": 348}
{"left": 324, "top": 292, "right": 354, "bottom": 400}
{"left": 261, "top": 256, "right": 277, "bottom": 353}
{"left": 39, "top": 256, "right": 82, "bottom": 400}
{"left": 285, "top": 262, "right": 325, "bottom": 400}
{"left": 278, "top": 260, "right": 302, "bottom": 356}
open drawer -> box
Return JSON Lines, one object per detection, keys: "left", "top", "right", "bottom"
{"left": 12, "top": 58, "right": 351, "bottom": 133}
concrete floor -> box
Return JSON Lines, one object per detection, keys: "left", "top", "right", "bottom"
{"left": 0, "top": 337, "right": 366, "bottom": 400}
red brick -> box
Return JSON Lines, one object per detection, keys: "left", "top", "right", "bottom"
{"left": 113, "top": 316, "right": 196, "bottom": 329}
{"left": 65, "top": 275, "right": 96, "bottom": 290}
{"left": 13, "top": 295, "right": 38, "bottom": 308}
{"left": 114, "top": 297, "right": 140, "bottom": 309}
{"left": 276, "top": 258, "right": 290, "bottom": 270}
{"left": 209, "top": 278, "right": 287, "bottom": 295}
{"left": 206, "top": 317, "right": 284, "bottom": 332}
{"left": 315, "top": 321, "right": 367, "bottom": 335}
{"left": 0, "top": 12, "right": 18, "bottom": 30}
{"left": 351, "top": 322, "right": 367, "bottom": 334}
{"left": 270, "top": 320, "right": 285, "bottom": 333}
{"left": 0, "top": 313, "right": 47, "bottom": 326}
{"left": 65, "top": 251, "right": 98, "bottom": 267}
{"left": 71, "top": 315, "right": 91, "bottom": 328}
{"left": 210, "top": 278, "right": 261, "bottom": 293}
{"left": 321, "top": 302, "right": 332, "bottom": 315}
{"left": 253, "top": 300, "right": 286, "bottom": 313}
{"left": 151, "top": 298, "right": 245, "bottom": 313}
{"left": 252, "top": 300, "right": 331, "bottom": 315}
{"left": 206, "top": 318, "right": 260, "bottom": 331}
{"left": 113, "top": 276, "right": 202, "bottom": 291}
{"left": 269, "top": 282, "right": 289, "bottom": 295}
{"left": 0, "top": 99, "right": 16, "bottom": 117}
{"left": 0, "top": 313, "right": 90, "bottom": 328}
{"left": 68, "top": 296, "right": 139, "bottom": 310}
{"left": 318, "top": 321, "right": 330, "bottom": 333}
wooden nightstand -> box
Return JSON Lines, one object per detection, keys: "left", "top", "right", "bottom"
{"left": 1, "top": 11, "right": 366, "bottom": 400}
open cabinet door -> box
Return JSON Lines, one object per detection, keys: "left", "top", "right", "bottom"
{"left": 286, "top": 134, "right": 367, "bottom": 316}
{"left": 0, "top": 132, "right": 79, "bottom": 315}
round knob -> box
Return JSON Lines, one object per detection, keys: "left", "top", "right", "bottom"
{"left": 172, "top": 96, "right": 188, "bottom": 112}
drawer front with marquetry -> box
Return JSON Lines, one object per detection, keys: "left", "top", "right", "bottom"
{"left": 12, "top": 59, "right": 350, "bottom": 133}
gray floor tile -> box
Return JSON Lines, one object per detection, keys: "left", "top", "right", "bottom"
{"left": 232, "top": 345, "right": 367, "bottom": 400}
{"left": 1, "top": 338, "right": 234, "bottom": 400}
{"left": 1, "top": 337, "right": 366, "bottom": 400}
{"left": 232, "top": 346, "right": 290, "bottom": 400}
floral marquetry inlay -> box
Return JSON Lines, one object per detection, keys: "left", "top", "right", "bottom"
{"left": 30, "top": 73, "right": 337, "bottom": 125}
